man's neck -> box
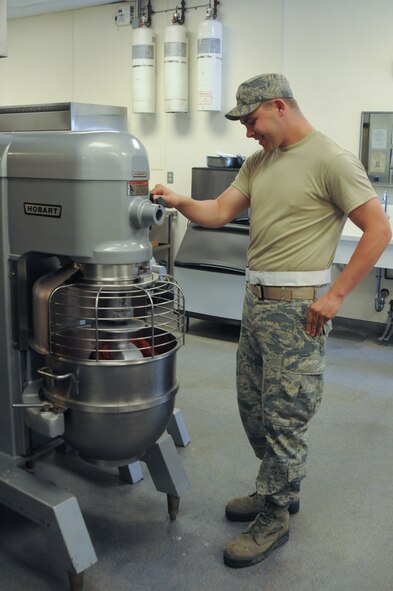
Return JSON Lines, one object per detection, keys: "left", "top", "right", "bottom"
{"left": 281, "top": 116, "right": 314, "bottom": 148}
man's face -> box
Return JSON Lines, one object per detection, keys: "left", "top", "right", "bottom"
{"left": 240, "top": 101, "right": 284, "bottom": 152}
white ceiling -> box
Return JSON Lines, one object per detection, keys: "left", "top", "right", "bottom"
{"left": 7, "top": 0, "right": 125, "bottom": 19}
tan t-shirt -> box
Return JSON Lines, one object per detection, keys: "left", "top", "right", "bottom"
{"left": 232, "top": 130, "right": 376, "bottom": 272}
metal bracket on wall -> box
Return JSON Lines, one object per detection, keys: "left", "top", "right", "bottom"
{"left": 136, "top": 0, "right": 220, "bottom": 27}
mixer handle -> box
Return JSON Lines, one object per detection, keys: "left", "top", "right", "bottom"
{"left": 154, "top": 196, "right": 167, "bottom": 207}
{"left": 37, "top": 367, "right": 79, "bottom": 394}
{"left": 150, "top": 193, "right": 167, "bottom": 208}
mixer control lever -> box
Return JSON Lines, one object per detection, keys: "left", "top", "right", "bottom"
{"left": 12, "top": 401, "right": 66, "bottom": 413}
{"left": 13, "top": 402, "right": 46, "bottom": 408}
{"left": 154, "top": 196, "right": 167, "bottom": 207}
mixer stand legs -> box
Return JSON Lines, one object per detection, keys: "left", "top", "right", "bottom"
{"left": 118, "top": 408, "right": 190, "bottom": 486}
{"left": 125, "top": 433, "right": 189, "bottom": 520}
{"left": 119, "top": 434, "right": 190, "bottom": 519}
{"left": 142, "top": 433, "right": 190, "bottom": 520}
{"left": 118, "top": 461, "right": 144, "bottom": 484}
{"left": 0, "top": 452, "right": 97, "bottom": 590}
{"left": 167, "top": 408, "right": 191, "bottom": 447}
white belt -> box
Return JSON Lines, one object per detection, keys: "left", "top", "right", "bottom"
{"left": 246, "top": 268, "right": 331, "bottom": 286}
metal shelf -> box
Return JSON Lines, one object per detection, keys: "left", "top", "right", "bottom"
{"left": 150, "top": 209, "right": 178, "bottom": 275}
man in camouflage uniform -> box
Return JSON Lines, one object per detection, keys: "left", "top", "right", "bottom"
{"left": 152, "top": 73, "right": 391, "bottom": 568}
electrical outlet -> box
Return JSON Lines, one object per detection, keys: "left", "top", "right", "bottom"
{"left": 167, "top": 172, "right": 174, "bottom": 184}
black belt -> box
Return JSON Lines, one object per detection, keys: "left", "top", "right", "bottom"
{"left": 247, "top": 284, "right": 329, "bottom": 302}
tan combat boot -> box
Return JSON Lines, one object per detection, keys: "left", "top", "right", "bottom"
{"left": 225, "top": 487, "right": 299, "bottom": 522}
{"left": 223, "top": 503, "right": 289, "bottom": 568}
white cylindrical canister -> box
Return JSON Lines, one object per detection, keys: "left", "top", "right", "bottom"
{"left": 197, "top": 18, "right": 222, "bottom": 111}
{"left": 164, "top": 24, "right": 188, "bottom": 113}
{"left": 132, "top": 27, "right": 155, "bottom": 113}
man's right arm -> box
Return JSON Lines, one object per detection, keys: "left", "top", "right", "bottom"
{"left": 151, "top": 184, "right": 249, "bottom": 228}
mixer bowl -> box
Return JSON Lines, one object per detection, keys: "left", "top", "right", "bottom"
{"left": 41, "top": 336, "right": 180, "bottom": 464}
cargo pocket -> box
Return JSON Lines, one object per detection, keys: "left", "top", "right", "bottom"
{"left": 264, "top": 341, "right": 325, "bottom": 430}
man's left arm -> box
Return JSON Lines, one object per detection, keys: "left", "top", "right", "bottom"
{"left": 306, "top": 197, "right": 392, "bottom": 336}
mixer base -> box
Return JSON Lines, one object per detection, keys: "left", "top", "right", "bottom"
{"left": 0, "top": 452, "right": 97, "bottom": 588}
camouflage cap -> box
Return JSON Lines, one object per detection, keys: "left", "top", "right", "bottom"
{"left": 225, "top": 73, "right": 294, "bottom": 121}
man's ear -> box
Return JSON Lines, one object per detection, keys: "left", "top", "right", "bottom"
{"left": 274, "top": 99, "right": 286, "bottom": 114}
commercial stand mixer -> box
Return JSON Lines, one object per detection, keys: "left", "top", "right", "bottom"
{"left": 0, "top": 130, "right": 189, "bottom": 590}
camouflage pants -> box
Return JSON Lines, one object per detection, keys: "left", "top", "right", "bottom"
{"left": 236, "top": 288, "right": 330, "bottom": 507}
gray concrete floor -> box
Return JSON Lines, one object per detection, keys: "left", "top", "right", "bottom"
{"left": 1, "top": 318, "right": 393, "bottom": 591}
